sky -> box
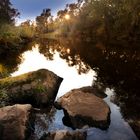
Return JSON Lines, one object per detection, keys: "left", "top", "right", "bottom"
{"left": 10, "top": 0, "right": 77, "bottom": 23}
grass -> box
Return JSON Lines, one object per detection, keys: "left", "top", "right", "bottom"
{"left": 0, "top": 71, "right": 33, "bottom": 89}
{"left": 0, "top": 24, "right": 35, "bottom": 46}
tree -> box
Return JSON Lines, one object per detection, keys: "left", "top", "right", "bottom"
{"left": 0, "top": 0, "right": 19, "bottom": 25}
{"left": 57, "top": 9, "right": 68, "bottom": 20}
{"left": 36, "top": 8, "right": 52, "bottom": 33}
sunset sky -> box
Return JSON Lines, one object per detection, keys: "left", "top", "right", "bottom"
{"left": 11, "top": 0, "right": 77, "bottom": 23}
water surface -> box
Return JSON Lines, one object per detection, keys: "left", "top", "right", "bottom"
{"left": 12, "top": 46, "right": 138, "bottom": 140}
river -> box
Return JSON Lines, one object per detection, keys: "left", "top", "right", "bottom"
{"left": 12, "top": 45, "right": 138, "bottom": 140}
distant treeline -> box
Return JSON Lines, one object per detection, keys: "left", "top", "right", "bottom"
{"left": 0, "top": 0, "right": 140, "bottom": 77}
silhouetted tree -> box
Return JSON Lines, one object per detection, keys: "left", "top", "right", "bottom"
{"left": 0, "top": 0, "right": 19, "bottom": 25}
{"left": 36, "top": 8, "right": 51, "bottom": 33}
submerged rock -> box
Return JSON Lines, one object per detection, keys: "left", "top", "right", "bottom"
{"left": 0, "top": 104, "right": 34, "bottom": 140}
{"left": 0, "top": 69, "right": 63, "bottom": 107}
{"left": 40, "top": 130, "right": 87, "bottom": 140}
{"left": 55, "top": 88, "right": 110, "bottom": 129}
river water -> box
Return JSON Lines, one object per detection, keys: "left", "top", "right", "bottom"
{"left": 12, "top": 46, "right": 138, "bottom": 140}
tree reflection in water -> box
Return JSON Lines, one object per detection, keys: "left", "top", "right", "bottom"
{"left": 30, "top": 107, "right": 56, "bottom": 139}
{"left": 1, "top": 38, "right": 140, "bottom": 138}
{"left": 36, "top": 38, "right": 140, "bottom": 138}
{"left": 37, "top": 39, "right": 91, "bottom": 74}
{"left": 0, "top": 41, "right": 34, "bottom": 78}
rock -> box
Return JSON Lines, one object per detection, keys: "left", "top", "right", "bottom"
{"left": 0, "top": 104, "right": 34, "bottom": 140}
{"left": 0, "top": 69, "right": 63, "bottom": 107}
{"left": 54, "top": 86, "right": 107, "bottom": 110}
{"left": 78, "top": 86, "right": 107, "bottom": 98}
{"left": 56, "top": 89, "right": 110, "bottom": 129}
{"left": 40, "top": 130, "right": 87, "bottom": 140}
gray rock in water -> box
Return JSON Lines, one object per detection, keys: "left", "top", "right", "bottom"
{"left": 0, "top": 104, "right": 34, "bottom": 140}
{"left": 55, "top": 89, "right": 110, "bottom": 129}
{"left": 40, "top": 130, "right": 87, "bottom": 140}
{"left": 0, "top": 69, "right": 63, "bottom": 107}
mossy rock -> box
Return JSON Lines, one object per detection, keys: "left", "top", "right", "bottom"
{"left": 0, "top": 69, "right": 63, "bottom": 107}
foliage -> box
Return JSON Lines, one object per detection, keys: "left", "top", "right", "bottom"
{"left": 0, "top": 24, "right": 21, "bottom": 44}
{"left": 42, "top": 0, "right": 139, "bottom": 49}
{"left": 0, "top": 23, "right": 35, "bottom": 78}
{"left": 36, "top": 8, "right": 53, "bottom": 34}
{"left": 19, "top": 20, "right": 35, "bottom": 38}
{"left": 0, "top": 0, "right": 19, "bottom": 25}
{"left": 0, "top": 89, "right": 9, "bottom": 107}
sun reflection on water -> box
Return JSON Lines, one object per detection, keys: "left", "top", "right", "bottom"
{"left": 12, "top": 45, "right": 96, "bottom": 97}
{"left": 11, "top": 45, "right": 139, "bottom": 140}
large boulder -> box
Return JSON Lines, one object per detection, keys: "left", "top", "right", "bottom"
{"left": 78, "top": 86, "right": 107, "bottom": 98}
{"left": 0, "top": 104, "right": 34, "bottom": 140}
{"left": 40, "top": 130, "right": 87, "bottom": 140}
{"left": 0, "top": 69, "right": 63, "bottom": 107}
{"left": 55, "top": 88, "right": 110, "bottom": 129}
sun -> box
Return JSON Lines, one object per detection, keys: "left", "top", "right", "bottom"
{"left": 65, "top": 14, "right": 70, "bottom": 20}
